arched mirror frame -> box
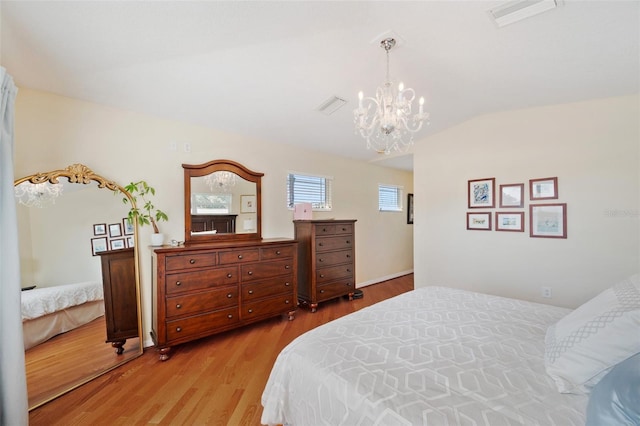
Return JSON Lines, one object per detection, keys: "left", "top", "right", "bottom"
{"left": 183, "top": 159, "right": 263, "bottom": 244}
{"left": 15, "top": 163, "right": 144, "bottom": 410}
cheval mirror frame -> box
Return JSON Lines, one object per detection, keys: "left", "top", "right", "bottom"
{"left": 14, "top": 163, "right": 144, "bottom": 410}
{"left": 183, "top": 159, "right": 263, "bottom": 244}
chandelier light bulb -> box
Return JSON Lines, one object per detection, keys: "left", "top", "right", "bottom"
{"left": 353, "top": 38, "right": 430, "bottom": 155}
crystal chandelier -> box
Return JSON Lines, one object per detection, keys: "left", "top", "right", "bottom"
{"left": 14, "top": 181, "right": 64, "bottom": 208}
{"left": 204, "top": 171, "right": 237, "bottom": 193}
{"left": 354, "top": 38, "right": 430, "bottom": 154}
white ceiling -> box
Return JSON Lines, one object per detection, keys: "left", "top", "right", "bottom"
{"left": 1, "top": 1, "right": 638, "bottom": 171}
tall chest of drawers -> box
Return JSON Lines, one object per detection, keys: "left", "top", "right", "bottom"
{"left": 294, "top": 220, "right": 356, "bottom": 312}
{"left": 152, "top": 238, "right": 297, "bottom": 360}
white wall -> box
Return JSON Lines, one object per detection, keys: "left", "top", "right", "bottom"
{"left": 414, "top": 95, "right": 639, "bottom": 308}
{"left": 14, "top": 88, "right": 414, "bottom": 346}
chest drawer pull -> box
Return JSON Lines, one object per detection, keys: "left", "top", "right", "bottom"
{"left": 237, "top": 254, "right": 243, "bottom": 259}
{"left": 318, "top": 242, "right": 324, "bottom": 246}
{"left": 285, "top": 265, "right": 290, "bottom": 270}
{"left": 248, "top": 309, "right": 253, "bottom": 313}
{"left": 227, "top": 293, "right": 233, "bottom": 298}
{"left": 342, "top": 227, "right": 347, "bottom": 231}
{"left": 175, "top": 281, "right": 182, "bottom": 287}
{"left": 319, "top": 258, "right": 324, "bottom": 262}
{"left": 346, "top": 282, "right": 352, "bottom": 286}
{"left": 346, "top": 254, "right": 351, "bottom": 258}
{"left": 320, "top": 289, "right": 325, "bottom": 293}
{"left": 189, "top": 259, "right": 196, "bottom": 264}
{"left": 320, "top": 274, "right": 325, "bottom": 278}
{"left": 285, "top": 300, "right": 290, "bottom": 304}
{"left": 227, "top": 314, "right": 233, "bottom": 319}
{"left": 346, "top": 240, "right": 351, "bottom": 244}
{"left": 176, "top": 327, "right": 182, "bottom": 332}
{"left": 347, "top": 269, "right": 351, "bottom": 272}
{"left": 285, "top": 282, "right": 291, "bottom": 286}
{"left": 247, "top": 271, "right": 253, "bottom": 276}
{"left": 176, "top": 304, "right": 182, "bottom": 309}
{"left": 227, "top": 273, "right": 232, "bottom": 278}
{"left": 276, "top": 250, "right": 281, "bottom": 255}
{"left": 248, "top": 290, "right": 254, "bottom": 294}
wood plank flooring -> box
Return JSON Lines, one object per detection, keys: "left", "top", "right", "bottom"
{"left": 29, "top": 274, "right": 413, "bottom": 425}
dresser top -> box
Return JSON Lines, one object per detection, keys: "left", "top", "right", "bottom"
{"left": 293, "top": 219, "right": 357, "bottom": 224}
{"left": 153, "top": 237, "right": 297, "bottom": 254}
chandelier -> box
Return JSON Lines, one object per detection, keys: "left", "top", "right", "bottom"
{"left": 204, "top": 171, "right": 237, "bottom": 193}
{"left": 14, "top": 181, "right": 64, "bottom": 208}
{"left": 354, "top": 38, "right": 430, "bottom": 154}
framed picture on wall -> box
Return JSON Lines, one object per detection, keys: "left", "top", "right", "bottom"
{"left": 122, "top": 218, "right": 134, "bottom": 235}
{"left": 91, "top": 237, "right": 108, "bottom": 256}
{"left": 126, "top": 236, "right": 135, "bottom": 248}
{"left": 499, "top": 183, "right": 524, "bottom": 208}
{"left": 110, "top": 238, "right": 126, "bottom": 250}
{"left": 495, "top": 212, "right": 524, "bottom": 232}
{"left": 530, "top": 203, "right": 567, "bottom": 238}
{"left": 93, "top": 223, "right": 107, "bottom": 236}
{"left": 108, "top": 223, "right": 122, "bottom": 238}
{"left": 241, "top": 195, "right": 257, "bottom": 213}
{"left": 530, "top": 177, "right": 558, "bottom": 200}
{"left": 466, "top": 212, "right": 492, "bottom": 230}
{"left": 468, "top": 178, "right": 495, "bottom": 208}
{"left": 407, "top": 193, "right": 414, "bottom": 224}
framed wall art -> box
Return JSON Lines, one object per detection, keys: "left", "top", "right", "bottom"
{"left": 530, "top": 177, "right": 558, "bottom": 200}
{"left": 495, "top": 211, "right": 524, "bottom": 232}
{"left": 93, "top": 223, "right": 107, "bottom": 236}
{"left": 530, "top": 203, "right": 567, "bottom": 238}
{"left": 122, "top": 218, "right": 135, "bottom": 235}
{"left": 468, "top": 178, "right": 495, "bottom": 208}
{"left": 91, "top": 237, "right": 108, "bottom": 256}
{"left": 467, "top": 212, "right": 492, "bottom": 230}
{"left": 499, "top": 183, "right": 524, "bottom": 208}
{"left": 241, "top": 195, "right": 256, "bottom": 213}
{"left": 108, "top": 223, "right": 122, "bottom": 238}
{"left": 110, "top": 238, "right": 126, "bottom": 250}
{"left": 407, "top": 193, "right": 414, "bottom": 224}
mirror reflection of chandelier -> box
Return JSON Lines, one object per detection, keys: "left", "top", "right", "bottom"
{"left": 204, "top": 171, "right": 237, "bottom": 193}
{"left": 354, "top": 38, "right": 430, "bottom": 155}
{"left": 14, "top": 181, "right": 64, "bottom": 208}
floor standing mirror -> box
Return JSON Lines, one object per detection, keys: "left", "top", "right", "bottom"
{"left": 14, "top": 163, "right": 144, "bottom": 410}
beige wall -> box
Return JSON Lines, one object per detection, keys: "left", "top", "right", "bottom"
{"left": 414, "top": 95, "right": 639, "bottom": 308}
{"left": 14, "top": 88, "right": 414, "bottom": 346}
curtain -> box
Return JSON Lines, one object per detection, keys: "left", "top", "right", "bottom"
{"left": 0, "top": 67, "right": 27, "bottom": 425}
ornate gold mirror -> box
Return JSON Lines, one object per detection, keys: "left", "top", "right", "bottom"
{"left": 15, "top": 164, "right": 143, "bottom": 410}
{"left": 183, "top": 159, "right": 263, "bottom": 244}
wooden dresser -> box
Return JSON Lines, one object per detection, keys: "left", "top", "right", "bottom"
{"left": 152, "top": 238, "right": 297, "bottom": 360}
{"left": 98, "top": 248, "right": 139, "bottom": 354}
{"left": 294, "top": 220, "right": 356, "bottom": 312}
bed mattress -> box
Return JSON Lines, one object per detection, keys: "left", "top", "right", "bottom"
{"left": 21, "top": 281, "right": 103, "bottom": 320}
{"left": 261, "top": 286, "right": 587, "bottom": 425}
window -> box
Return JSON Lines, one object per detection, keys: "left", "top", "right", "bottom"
{"left": 287, "top": 172, "right": 332, "bottom": 210}
{"left": 378, "top": 184, "right": 403, "bottom": 212}
{"left": 192, "top": 193, "right": 232, "bottom": 214}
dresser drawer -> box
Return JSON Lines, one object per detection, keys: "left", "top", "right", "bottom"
{"left": 316, "top": 249, "right": 353, "bottom": 267}
{"left": 165, "top": 266, "right": 238, "bottom": 295}
{"left": 242, "top": 275, "right": 294, "bottom": 301}
{"left": 317, "top": 263, "right": 354, "bottom": 283}
{"left": 317, "top": 280, "right": 354, "bottom": 302}
{"left": 241, "top": 259, "right": 294, "bottom": 282}
{"left": 242, "top": 294, "right": 295, "bottom": 320}
{"left": 315, "top": 235, "right": 353, "bottom": 252}
{"left": 314, "top": 223, "right": 337, "bottom": 235}
{"left": 334, "top": 223, "right": 353, "bottom": 235}
{"left": 166, "top": 287, "right": 238, "bottom": 318}
{"left": 166, "top": 307, "right": 239, "bottom": 341}
{"left": 166, "top": 252, "right": 217, "bottom": 271}
{"left": 218, "top": 248, "right": 260, "bottom": 265}
{"left": 260, "top": 245, "right": 295, "bottom": 260}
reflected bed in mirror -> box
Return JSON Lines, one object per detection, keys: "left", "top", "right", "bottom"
{"left": 184, "top": 160, "right": 263, "bottom": 244}
{"left": 14, "top": 163, "right": 143, "bottom": 410}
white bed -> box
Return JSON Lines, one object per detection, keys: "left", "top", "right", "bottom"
{"left": 22, "top": 281, "right": 104, "bottom": 350}
{"left": 261, "top": 286, "right": 590, "bottom": 425}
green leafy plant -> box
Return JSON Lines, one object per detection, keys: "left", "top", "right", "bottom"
{"left": 122, "top": 180, "right": 168, "bottom": 234}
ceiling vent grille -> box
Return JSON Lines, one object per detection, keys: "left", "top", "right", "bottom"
{"left": 488, "top": 0, "right": 561, "bottom": 28}
{"left": 316, "top": 96, "right": 347, "bottom": 116}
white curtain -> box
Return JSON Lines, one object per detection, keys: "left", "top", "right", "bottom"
{"left": 0, "top": 67, "right": 28, "bottom": 425}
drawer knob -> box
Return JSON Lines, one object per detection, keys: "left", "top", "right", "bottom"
{"left": 175, "top": 281, "right": 182, "bottom": 286}
{"left": 227, "top": 314, "right": 233, "bottom": 319}
{"left": 285, "top": 300, "right": 290, "bottom": 304}
{"left": 346, "top": 254, "right": 351, "bottom": 258}
{"left": 276, "top": 250, "right": 281, "bottom": 255}
{"left": 346, "top": 240, "right": 351, "bottom": 244}
{"left": 319, "top": 258, "right": 323, "bottom": 262}
{"left": 320, "top": 289, "right": 325, "bottom": 293}
{"left": 189, "top": 259, "right": 196, "bottom": 264}
{"left": 320, "top": 274, "right": 324, "bottom": 278}
{"left": 318, "top": 243, "right": 323, "bottom": 246}
{"left": 346, "top": 282, "right": 352, "bottom": 286}
{"left": 247, "top": 271, "right": 253, "bottom": 276}
{"left": 322, "top": 228, "right": 327, "bottom": 232}
{"left": 248, "top": 309, "right": 253, "bottom": 313}
{"left": 248, "top": 290, "right": 253, "bottom": 294}
{"left": 238, "top": 254, "right": 243, "bottom": 259}
{"left": 176, "top": 304, "right": 182, "bottom": 309}
{"left": 342, "top": 227, "right": 346, "bottom": 231}
{"left": 347, "top": 269, "right": 351, "bottom": 272}
{"left": 227, "top": 273, "right": 232, "bottom": 278}
{"left": 176, "top": 327, "right": 182, "bottom": 332}
{"left": 285, "top": 282, "right": 290, "bottom": 286}
{"left": 285, "top": 265, "right": 290, "bottom": 269}
{"left": 227, "top": 293, "right": 233, "bottom": 298}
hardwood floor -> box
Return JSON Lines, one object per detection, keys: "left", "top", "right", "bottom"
{"left": 29, "top": 274, "right": 413, "bottom": 425}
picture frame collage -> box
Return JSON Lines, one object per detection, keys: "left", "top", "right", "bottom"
{"left": 90, "top": 218, "right": 135, "bottom": 256}
{"left": 467, "top": 176, "right": 566, "bottom": 239}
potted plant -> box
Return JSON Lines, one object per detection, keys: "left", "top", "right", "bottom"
{"left": 122, "top": 180, "right": 169, "bottom": 246}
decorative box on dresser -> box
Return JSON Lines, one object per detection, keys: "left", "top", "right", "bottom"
{"left": 294, "top": 219, "right": 356, "bottom": 312}
{"left": 152, "top": 238, "right": 297, "bottom": 360}
{"left": 98, "top": 247, "right": 139, "bottom": 354}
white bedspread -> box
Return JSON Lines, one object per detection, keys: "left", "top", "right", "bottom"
{"left": 261, "top": 286, "right": 588, "bottom": 425}
{"left": 21, "top": 281, "right": 103, "bottom": 321}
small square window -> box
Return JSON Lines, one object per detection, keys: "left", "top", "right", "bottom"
{"left": 379, "top": 184, "right": 403, "bottom": 212}
{"left": 287, "top": 173, "right": 332, "bottom": 211}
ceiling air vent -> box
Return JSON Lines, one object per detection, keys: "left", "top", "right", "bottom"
{"left": 488, "top": 0, "right": 561, "bottom": 28}
{"left": 316, "top": 96, "right": 347, "bottom": 116}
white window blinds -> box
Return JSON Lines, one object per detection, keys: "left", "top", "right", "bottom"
{"left": 378, "top": 184, "right": 403, "bottom": 212}
{"left": 287, "top": 172, "right": 333, "bottom": 210}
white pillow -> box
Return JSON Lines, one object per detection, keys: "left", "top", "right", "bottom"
{"left": 544, "top": 274, "right": 640, "bottom": 394}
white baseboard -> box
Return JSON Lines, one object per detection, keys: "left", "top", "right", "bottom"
{"left": 356, "top": 269, "right": 414, "bottom": 289}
